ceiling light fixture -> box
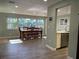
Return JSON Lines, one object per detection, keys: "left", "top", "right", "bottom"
{"left": 15, "top": 5, "right": 18, "bottom": 8}
{"left": 43, "top": 0, "right": 47, "bottom": 2}
{"left": 57, "top": 9, "right": 60, "bottom": 12}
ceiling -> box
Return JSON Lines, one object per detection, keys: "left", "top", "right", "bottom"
{"left": 48, "top": 0, "right": 62, "bottom": 7}
{"left": 0, "top": 0, "right": 62, "bottom": 16}
{"left": 57, "top": 5, "right": 71, "bottom": 16}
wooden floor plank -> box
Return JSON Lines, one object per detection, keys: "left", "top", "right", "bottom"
{"left": 0, "top": 39, "right": 68, "bottom": 59}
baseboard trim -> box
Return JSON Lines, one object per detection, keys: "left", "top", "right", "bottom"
{"left": 0, "top": 36, "right": 19, "bottom": 39}
{"left": 46, "top": 44, "right": 56, "bottom": 51}
{"left": 67, "top": 56, "right": 73, "bottom": 59}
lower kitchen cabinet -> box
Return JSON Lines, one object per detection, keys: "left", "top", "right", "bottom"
{"left": 56, "top": 33, "right": 69, "bottom": 48}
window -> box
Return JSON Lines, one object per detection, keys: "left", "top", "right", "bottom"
{"left": 7, "top": 17, "right": 45, "bottom": 32}
{"left": 7, "top": 17, "right": 18, "bottom": 30}
{"left": 18, "top": 18, "right": 31, "bottom": 27}
{"left": 36, "top": 19, "right": 44, "bottom": 28}
{"left": 18, "top": 18, "right": 44, "bottom": 28}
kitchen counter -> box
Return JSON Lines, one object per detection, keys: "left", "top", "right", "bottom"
{"left": 57, "top": 31, "right": 69, "bottom": 33}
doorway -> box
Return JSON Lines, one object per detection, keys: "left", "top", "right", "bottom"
{"left": 56, "top": 5, "right": 71, "bottom": 49}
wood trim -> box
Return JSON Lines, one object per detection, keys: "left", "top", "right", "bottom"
{"left": 0, "top": 36, "right": 19, "bottom": 39}
{"left": 46, "top": 44, "right": 56, "bottom": 51}
{"left": 0, "top": 12, "right": 48, "bottom": 18}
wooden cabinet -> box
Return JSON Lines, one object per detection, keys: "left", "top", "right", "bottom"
{"left": 56, "top": 33, "right": 69, "bottom": 48}
{"left": 56, "top": 33, "right": 61, "bottom": 48}
{"left": 61, "top": 33, "right": 69, "bottom": 48}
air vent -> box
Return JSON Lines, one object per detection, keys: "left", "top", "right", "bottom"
{"left": 9, "top": 0, "right": 15, "bottom": 4}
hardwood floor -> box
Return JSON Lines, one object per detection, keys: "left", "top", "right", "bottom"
{"left": 0, "top": 38, "right": 68, "bottom": 59}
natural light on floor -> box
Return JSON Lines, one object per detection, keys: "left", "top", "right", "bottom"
{"left": 42, "top": 36, "right": 47, "bottom": 39}
{"left": 9, "top": 39, "right": 23, "bottom": 44}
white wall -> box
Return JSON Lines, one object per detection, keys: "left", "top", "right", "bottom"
{"left": 68, "top": 0, "right": 79, "bottom": 59}
{"left": 47, "top": 0, "right": 70, "bottom": 49}
{"left": 47, "top": 0, "right": 79, "bottom": 59}
{"left": 57, "top": 15, "right": 70, "bottom": 32}
{"left": 56, "top": 6, "right": 71, "bottom": 32}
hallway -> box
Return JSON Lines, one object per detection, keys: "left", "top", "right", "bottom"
{"left": 0, "top": 39, "right": 68, "bottom": 59}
